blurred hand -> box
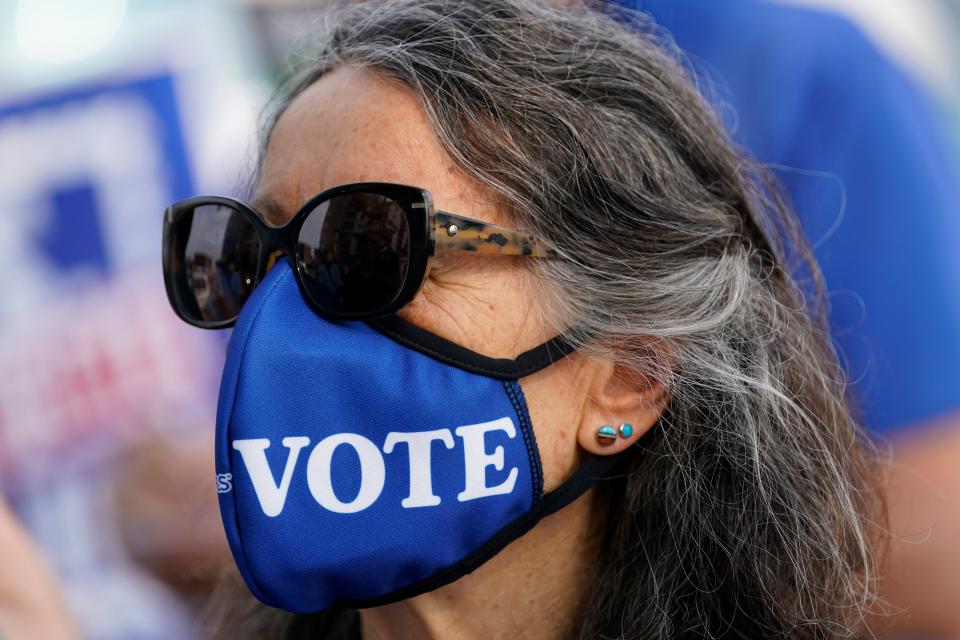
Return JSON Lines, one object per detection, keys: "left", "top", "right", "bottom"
{"left": 113, "top": 434, "right": 230, "bottom": 605}
{"left": 0, "top": 499, "right": 77, "bottom": 640}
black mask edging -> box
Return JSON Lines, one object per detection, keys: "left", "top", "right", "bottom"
{"left": 367, "top": 314, "right": 579, "bottom": 379}
{"left": 319, "top": 450, "right": 626, "bottom": 612}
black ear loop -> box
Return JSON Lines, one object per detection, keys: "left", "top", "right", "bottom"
{"left": 367, "top": 314, "right": 579, "bottom": 380}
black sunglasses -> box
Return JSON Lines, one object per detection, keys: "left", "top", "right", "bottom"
{"left": 162, "top": 182, "right": 556, "bottom": 328}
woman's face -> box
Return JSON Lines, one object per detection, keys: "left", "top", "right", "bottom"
{"left": 253, "top": 66, "right": 658, "bottom": 490}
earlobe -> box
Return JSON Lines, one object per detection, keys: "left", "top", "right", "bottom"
{"left": 576, "top": 358, "right": 668, "bottom": 456}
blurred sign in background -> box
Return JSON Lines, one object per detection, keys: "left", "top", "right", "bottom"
{"left": 0, "top": 0, "right": 959, "bottom": 638}
{"left": 0, "top": 1, "right": 269, "bottom": 637}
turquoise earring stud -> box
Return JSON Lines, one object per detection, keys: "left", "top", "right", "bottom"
{"left": 596, "top": 425, "right": 617, "bottom": 445}
{"left": 618, "top": 423, "right": 634, "bottom": 438}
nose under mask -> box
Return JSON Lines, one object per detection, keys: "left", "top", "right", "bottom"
{"left": 216, "top": 261, "right": 621, "bottom": 613}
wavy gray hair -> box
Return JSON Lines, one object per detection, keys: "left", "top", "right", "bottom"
{"left": 207, "top": 1, "right": 881, "bottom": 637}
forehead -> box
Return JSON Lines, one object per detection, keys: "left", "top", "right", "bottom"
{"left": 254, "top": 65, "right": 469, "bottom": 224}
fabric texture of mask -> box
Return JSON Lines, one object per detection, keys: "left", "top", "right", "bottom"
{"left": 216, "top": 261, "right": 619, "bottom": 614}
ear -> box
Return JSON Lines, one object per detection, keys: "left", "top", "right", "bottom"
{"left": 576, "top": 355, "right": 668, "bottom": 456}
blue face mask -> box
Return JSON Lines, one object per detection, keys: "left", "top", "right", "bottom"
{"left": 216, "top": 261, "right": 619, "bottom": 613}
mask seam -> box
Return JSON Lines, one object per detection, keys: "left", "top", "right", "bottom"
{"left": 221, "top": 267, "right": 292, "bottom": 608}
{"left": 503, "top": 380, "right": 543, "bottom": 508}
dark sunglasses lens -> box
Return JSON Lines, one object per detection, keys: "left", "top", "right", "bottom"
{"left": 296, "top": 192, "right": 411, "bottom": 315}
{"left": 167, "top": 204, "right": 261, "bottom": 324}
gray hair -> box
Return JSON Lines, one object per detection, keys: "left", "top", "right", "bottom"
{"left": 210, "top": 1, "right": 882, "bottom": 637}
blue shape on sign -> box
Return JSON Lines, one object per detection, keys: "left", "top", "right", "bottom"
{"left": 38, "top": 182, "right": 108, "bottom": 274}
{"left": 0, "top": 73, "right": 195, "bottom": 278}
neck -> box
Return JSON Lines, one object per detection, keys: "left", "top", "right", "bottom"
{"left": 360, "top": 490, "right": 603, "bottom": 640}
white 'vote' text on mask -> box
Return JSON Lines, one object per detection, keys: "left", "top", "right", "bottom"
{"left": 228, "top": 417, "right": 520, "bottom": 516}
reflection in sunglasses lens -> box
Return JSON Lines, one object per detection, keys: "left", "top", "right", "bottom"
{"left": 171, "top": 204, "right": 260, "bottom": 324}
{"left": 296, "top": 192, "right": 411, "bottom": 315}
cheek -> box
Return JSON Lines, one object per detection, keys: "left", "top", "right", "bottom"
{"left": 399, "top": 257, "right": 545, "bottom": 359}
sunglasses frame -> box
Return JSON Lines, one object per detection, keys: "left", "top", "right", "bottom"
{"left": 163, "top": 182, "right": 552, "bottom": 328}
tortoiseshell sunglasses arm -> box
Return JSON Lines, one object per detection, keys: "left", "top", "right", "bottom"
{"left": 433, "top": 211, "right": 557, "bottom": 258}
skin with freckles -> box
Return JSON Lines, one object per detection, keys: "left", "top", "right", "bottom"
{"left": 254, "top": 65, "right": 667, "bottom": 640}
